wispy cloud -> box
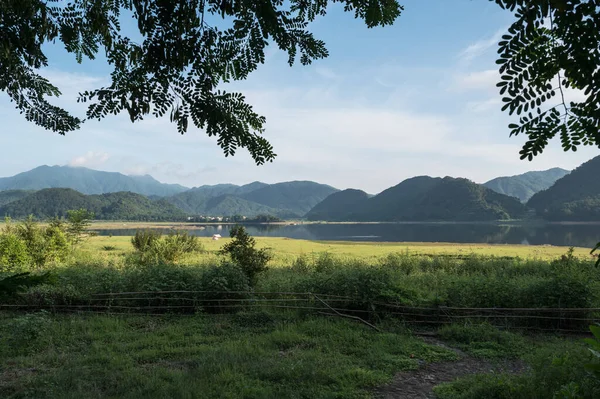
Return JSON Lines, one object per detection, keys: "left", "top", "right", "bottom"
{"left": 69, "top": 151, "right": 110, "bottom": 168}
{"left": 454, "top": 69, "right": 499, "bottom": 91}
{"left": 457, "top": 29, "right": 505, "bottom": 64}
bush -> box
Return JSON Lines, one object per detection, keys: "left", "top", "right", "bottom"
{"left": 0, "top": 233, "right": 30, "bottom": 272}
{"left": 220, "top": 226, "right": 271, "bottom": 286}
{"left": 132, "top": 229, "right": 203, "bottom": 265}
{"left": 0, "top": 217, "right": 70, "bottom": 271}
{"left": 131, "top": 229, "right": 162, "bottom": 253}
{"left": 199, "top": 263, "right": 251, "bottom": 312}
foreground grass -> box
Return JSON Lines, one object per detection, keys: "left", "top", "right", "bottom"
{"left": 0, "top": 312, "right": 456, "bottom": 399}
{"left": 82, "top": 235, "right": 594, "bottom": 264}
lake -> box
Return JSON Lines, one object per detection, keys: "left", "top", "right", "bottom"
{"left": 93, "top": 222, "right": 600, "bottom": 248}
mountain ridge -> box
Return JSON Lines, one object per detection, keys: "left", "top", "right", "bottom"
{"left": 483, "top": 167, "right": 570, "bottom": 202}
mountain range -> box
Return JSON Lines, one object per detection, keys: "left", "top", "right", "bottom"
{"left": 528, "top": 156, "right": 600, "bottom": 221}
{"left": 0, "top": 165, "right": 188, "bottom": 197}
{"left": 306, "top": 176, "right": 528, "bottom": 222}
{"left": 0, "top": 160, "right": 598, "bottom": 222}
{"left": 483, "top": 168, "right": 570, "bottom": 202}
{"left": 0, "top": 188, "right": 187, "bottom": 221}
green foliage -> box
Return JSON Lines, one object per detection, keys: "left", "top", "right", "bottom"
{"left": 131, "top": 229, "right": 162, "bottom": 253}
{"left": 132, "top": 229, "right": 203, "bottom": 265}
{"left": 306, "top": 176, "right": 527, "bottom": 222}
{"left": 0, "top": 189, "right": 35, "bottom": 207}
{"left": 0, "top": 272, "right": 56, "bottom": 301}
{"left": 583, "top": 324, "right": 600, "bottom": 379}
{"left": 493, "top": 0, "right": 600, "bottom": 159}
{"left": 0, "top": 0, "right": 401, "bottom": 164}
{"left": 66, "top": 208, "right": 94, "bottom": 245}
{"left": 0, "top": 216, "right": 70, "bottom": 271}
{"left": 220, "top": 226, "right": 272, "bottom": 286}
{"left": 435, "top": 338, "right": 600, "bottom": 399}
{"left": 592, "top": 242, "right": 600, "bottom": 267}
{"left": 0, "top": 232, "right": 30, "bottom": 271}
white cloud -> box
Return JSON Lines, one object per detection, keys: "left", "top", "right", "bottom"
{"left": 455, "top": 69, "right": 498, "bottom": 91}
{"left": 457, "top": 29, "right": 505, "bottom": 64}
{"left": 69, "top": 151, "right": 110, "bottom": 168}
{"left": 465, "top": 97, "right": 502, "bottom": 113}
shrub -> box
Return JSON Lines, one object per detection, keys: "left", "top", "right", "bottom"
{"left": 0, "top": 233, "right": 30, "bottom": 272}
{"left": 0, "top": 217, "right": 70, "bottom": 271}
{"left": 199, "top": 263, "right": 251, "bottom": 312}
{"left": 131, "top": 229, "right": 162, "bottom": 253}
{"left": 220, "top": 226, "right": 271, "bottom": 286}
{"left": 131, "top": 229, "right": 202, "bottom": 265}
{"left": 2, "top": 311, "right": 52, "bottom": 354}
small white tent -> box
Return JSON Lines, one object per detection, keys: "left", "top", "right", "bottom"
{"left": 212, "top": 234, "right": 222, "bottom": 240}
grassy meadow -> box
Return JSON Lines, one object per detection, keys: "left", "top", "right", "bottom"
{"left": 2, "top": 226, "right": 600, "bottom": 398}
{"left": 82, "top": 234, "right": 595, "bottom": 263}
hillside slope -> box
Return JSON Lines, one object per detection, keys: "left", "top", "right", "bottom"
{"left": 307, "top": 176, "right": 527, "bottom": 222}
{"left": 305, "top": 189, "right": 370, "bottom": 221}
{"left": 0, "top": 188, "right": 187, "bottom": 221}
{"left": 0, "top": 190, "right": 35, "bottom": 207}
{"left": 484, "top": 168, "right": 570, "bottom": 202}
{"left": 166, "top": 181, "right": 337, "bottom": 217}
{"left": 528, "top": 156, "right": 600, "bottom": 221}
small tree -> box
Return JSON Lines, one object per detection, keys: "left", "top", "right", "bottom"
{"left": 66, "top": 209, "right": 94, "bottom": 245}
{"left": 219, "top": 226, "right": 271, "bottom": 286}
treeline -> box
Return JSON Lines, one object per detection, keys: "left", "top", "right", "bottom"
{"left": 0, "top": 188, "right": 188, "bottom": 221}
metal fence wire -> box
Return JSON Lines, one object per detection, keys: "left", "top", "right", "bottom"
{"left": 2, "top": 290, "right": 600, "bottom": 333}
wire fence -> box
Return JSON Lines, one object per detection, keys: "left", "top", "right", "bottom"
{"left": 2, "top": 290, "right": 600, "bottom": 333}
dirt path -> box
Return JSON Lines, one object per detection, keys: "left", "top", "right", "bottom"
{"left": 375, "top": 337, "right": 528, "bottom": 399}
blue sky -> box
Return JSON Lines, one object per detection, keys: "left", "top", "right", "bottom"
{"left": 1, "top": 0, "right": 597, "bottom": 193}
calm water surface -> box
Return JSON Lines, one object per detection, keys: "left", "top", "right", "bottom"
{"left": 94, "top": 222, "right": 600, "bottom": 248}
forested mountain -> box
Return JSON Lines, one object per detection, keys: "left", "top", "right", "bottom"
{"left": 305, "top": 189, "right": 370, "bottom": 221}
{"left": 306, "top": 176, "right": 527, "bottom": 222}
{"left": 0, "top": 190, "right": 35, "bottom": 207}
{"left": 166, "top": 180, "right": 337, "bottom": 217}
{"left": 166, "top": 182, "right": 269, "bottom": 214}
{"left": 483, "top": 168, "right": 570, "bottom": 202}
{"left": 240, "top": 181, "right": 338, "bottom": 216}
{"left": 527, "top": 156, "right": 600, "bottom": 221}
{"left": 0, "top": 165, "right": 188, "bottom": 196}
{"left": 0, "top": 188, "right": 187, "bottom": 221}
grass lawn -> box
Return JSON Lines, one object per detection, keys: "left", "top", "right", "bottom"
{"left": 0, "top": 312, "right": 457, "bottom": 399}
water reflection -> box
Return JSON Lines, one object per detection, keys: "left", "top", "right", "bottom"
{"left": 93, "top": 223, "right": 600, "bottom": 247}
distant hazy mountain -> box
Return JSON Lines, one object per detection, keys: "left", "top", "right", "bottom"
{"left": 166, "top": 180, "right": 338, "bottom": 217}
{"left": 0, "top": 165, "right": 188, "bottom": 197}
{"left": 484, "top": 168, "right": 570, "bottom": 202}
{"left": 0, "top": 190, "right": 35, "bottom": 207}
{"left": 0, "top": 188, "right": 187, "bottom": 221}
{"left": 306, "top": 176, "right": 527, "bottom": 222}
{"left": 240, "top": 181, "right": 338, "bottom": 216}
{"left": 528, "top": 156, "right": 600, "bottom": 221}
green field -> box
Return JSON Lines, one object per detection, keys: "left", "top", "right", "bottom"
{"left": 82, "top": 234, "right": 595, "bottom": 263}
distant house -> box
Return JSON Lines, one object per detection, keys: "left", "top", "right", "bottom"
{"left": 212, "top": 234, "right": 222, "bottom": 240}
